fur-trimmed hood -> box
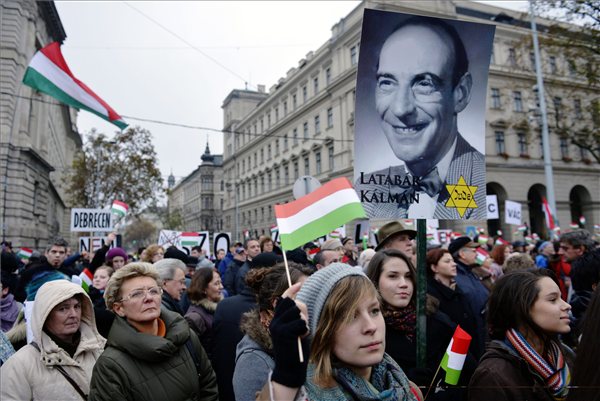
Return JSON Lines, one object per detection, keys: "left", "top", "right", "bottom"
{"left": 190, "top": 297, "right": 219, "bottom": 312}
{"left": 239, "top": 308, "right": 272, "bottom": 353}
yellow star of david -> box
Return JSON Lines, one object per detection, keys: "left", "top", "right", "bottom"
{"left": 445, "top": 176, "right": 478, "bottom": 218}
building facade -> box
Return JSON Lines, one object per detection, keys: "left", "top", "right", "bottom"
{"left": 0, "top": 0, "right": 82, "bottom": 249}
{"left": 167, "top": 143, "right": 225, "bottom": 233}
{"left": 220, "top": 0, "right": 599, "bottom": 242}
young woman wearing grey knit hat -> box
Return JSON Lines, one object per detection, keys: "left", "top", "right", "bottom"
{"left": 256, "top": 262, "right": 423, "bottom": 401}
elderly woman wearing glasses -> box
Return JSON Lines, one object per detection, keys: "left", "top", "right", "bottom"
{"left": 88, "top": 263, "right": 218, "bottom": 401}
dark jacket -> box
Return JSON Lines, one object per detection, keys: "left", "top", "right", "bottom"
{"left": 428, "top": 278, "right": 485, "bottom": 359}
{"left": 185, "top": 299, "right": 218, "bottom": 360}
{"left": 454, "top": 260, "right": 488, "bottom": 355}
{"left": 468, "top": 340, "right": 572, "bottom": 401}
{"left": 88, "top": 286, "right": 115, "bottom": 338}
{"left": 234, "top": 261, "right": 251, "bottom": 295}
{"left": 162, "top": 291, "right": 185, "bottom": 316}
{"left": 211, "top": 287, "right": 256, "bottom": 401}
{"left": 14, "top": 260, "right": 69, "bottom": 302}
{"left": 223, "top": 259, "right": 244, "bottom": 296}
{"left": 89, "top": 309, "right": 218, "bottom": 401}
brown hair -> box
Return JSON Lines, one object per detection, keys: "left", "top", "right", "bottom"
{"left": 490, "top": 244, "right": 509, "bottom": 266}
{"left": 310, "top": 275, "right": 380, "bottom": 387}
{"left": 425, "top": 248, "right": 451, "bottom": 278}
{"left": 259, "top": 236, "right": 274, "bottom": 252}
{"left": 187, "top": 267, "right": 218, "bottom": 303}
{"left": 365, "top": 249, "right": 416, "bottom": 306}
{"left": 141, "top": 244, "right": 163, "bottom": 262}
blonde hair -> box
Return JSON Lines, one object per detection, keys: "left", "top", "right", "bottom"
{"left": 104, "top": 262, "right": 160, "bottom": 309}
{"left": 141, "top": 244, "right": 163, "bottom": 262}
{"left": 310, "top": 275, "right": 380, "bottom": 386}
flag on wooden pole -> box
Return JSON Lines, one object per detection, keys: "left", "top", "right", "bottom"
{"left": 440, "top": 325, "right": 472, "bottom": 385}
{"left": 23, "top": 42, "right": 127, "bottom": 129}
{"left": 111, "top": 200, "right": 129, "bottom": 217}
{"left": 274, "top": 177, "right": 365, "bottom": 251}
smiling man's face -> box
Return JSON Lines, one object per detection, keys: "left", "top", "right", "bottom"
{"left": 375, "top": 24, "right": 464, "bottom": 167}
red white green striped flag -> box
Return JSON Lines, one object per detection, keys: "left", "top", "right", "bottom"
{"left": 274, "top": 177, "right": 366, "bottom": 250}
{"left": 17, "top": 247, "right": 33, "bottom": 260}
{"left": 111, "top": 200, "right": 129, "bottom": 217}
{"left": 569, "top": 222, "right": 579, "bottom": 229}
{"left": 79, "top": 268, "right": 93, "bottom": 292}
{"left": 180, "top": 232, "right": 202, "bottom": 248}
{"left": 475, "top": 248, "right": 489, "bottom": 265}
{"left": 22, "top": 42, "right": 127, "bottom": 129}
{"left": 495, "top": 237, "right": 509, "bottom": 246}
{"left": 477, "top": 235, "right": 488, "bottom": 245}
{"left": 517, "top": 225, "right": 527, "bottom": 232}
{"left": 441, "top": 325, "right": 472, "bottom": 385}
{"left": 579, "top": 216, "right": 586, "bottom": 225}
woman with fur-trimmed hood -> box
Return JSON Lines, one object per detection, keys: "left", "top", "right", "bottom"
{"left": 0, "top": 280, "right": 105, "bottom": 400}
{"left": 184, "top": 267, "right": 223, "bottom": 359}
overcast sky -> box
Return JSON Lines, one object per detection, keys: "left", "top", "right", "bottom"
{"left": 54, "top": 1, "right": 528, "bottom": 185}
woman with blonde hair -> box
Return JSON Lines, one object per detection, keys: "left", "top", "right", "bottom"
{"left": 140, "top": 244, "right": 164, "bottom": 263}
{"left": 88, "top": 262, "right": 218, "bottom": 401}
{"left": 259, "top": 263, "right": 422, "bottom": 401}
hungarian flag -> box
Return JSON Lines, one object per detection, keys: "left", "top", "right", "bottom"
{"left": 579, "top": 216, "right": 586, "bottom": 225}
{"left": 569, "top": 222, "right": 579, "bottom": 229}
{"left": 17, "top": 247, "right": 33, "bottom": 260}
{"left": 79, "top": 268, "right": 93, "bottom": 293}
{"left": 22, "top": 42, "right": 127, "bottom": 129}
{"left": 495, "top": 237, "right": 509, "bottom": 246}
{"left": 274, "top": 177, "right": 365, "bottom": 250}
{"left": 441, "top": 325, "right": 472, "bottom": 385}
{"left": 180, "top": 232, "right": 202, "bottom": 248}
{"left": 111, "top": 200, "right": 129, "bottom": 217}
{"left": 525, "top": 235, "right": 534, "bottom": 244}
{"left": 475, "top": 248, "right": 489, "bottom": 265}
{"left": 541, "top": 197, "right": 556, "bottom": 231}
{"left": 517, "top": 225, "right": 527, "bottom": 232}
{"left": 477, "top": 235, "right": 488, "bottom": 245}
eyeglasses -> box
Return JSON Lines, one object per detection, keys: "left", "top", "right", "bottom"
{"left": 118, "top": 287, "right": 163, "bottom": 303}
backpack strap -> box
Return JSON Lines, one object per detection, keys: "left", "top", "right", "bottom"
{"left": 185, "top": 337, "right": 202, "bottom": 376}
{"left": 30, "top": 341, "right": 87, "bottom": 400}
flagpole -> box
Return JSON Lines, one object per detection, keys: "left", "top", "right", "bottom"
{"left": 416, "top": 218, "right": 427, "bottom": 368}
{"left": 281, "top": 248, "right": 304, "bottom": 363}
{"left": 423, "top": 363, "right": 443, "bottom": 401}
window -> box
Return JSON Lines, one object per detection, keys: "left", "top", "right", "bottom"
{"left": 517, "top": 132, "right": 528, "bottom": 155}
{"left": 495, "top": 131, "right": 505, "bottom": 154}
{"left": 292, "top": 94, "right": 297, "bottom": 109}
{"left": 490, "top": 46, "right": 495, "bottom": 65}
{"left": 325, "top": 67, "right": 331, "bottom": 86}
{"left": 313, "top": 77, "right": 319, "bottom": 95}
{"left": 275, "top": 107, "right": 279, "bottom": 122}
{"left": 304, "top": 156, "right": 310, "bottom": 175}
{"left": 567, "top": 61, "right": 576, "bottom": 77}
{"left": 261, "top": 207, "right": 264, "bottom": 222}
{"left": 284, "top": 134, "right": 289, "bottom": 150}
{"left": 314, "top": 115, "right": 320, "bottom": 134}
{"left": 549, "top": 56, "right": 557, "bottom": 74}
{"left": 283, "top": 101, "right": 288, "bottom": 116}
{"left": 293, "top": 128, "right": 298, "bottom": 145}
{"left": 260, "top": 118, "right": 264, "bottom": 132}
{"left": 267, "top": 144, "right": 272, "bottom": 160}
{"left": 580, "top": 147, "right": 589, "bottom": 161}
{"left": 253, "top": 123, "right": 257, "bottom": 134}
{"left": 508, "top": 48, "right": 516, "bottom": 66}
{"left": 491, "top": 88, "right": 501, "bottom": 109}
{"left": 275, "top": 168, "right": 280, "bottom": 189}
{"left": 574, "top": 98, "right": 582, "bottom": 118}
{"left": 242, "top": 159, "right": 246, "bottom": 172}
{"left": 268, "top": 173, "right": 272, "bottom": 191}
{"left": 559, "top": 137, "right": 569, "bottom": 158}
{"left": 261, "top": 176, "right": 265, "bottom": 194}
{"left": 327, "top": 107, "right": 333, "bottom": 128}
{"left": 350, "top": 46, "right": 358, "bottom": 65}
{"left": 275, "top": 138, "right": 279, "bottom": 154}
{"left": 260, "top": 149, "right": 264, "bottom": 163}
{"left": 303, "top": 122, "right": 309, "bottom": 140}
{"left": 593, "top": 100, "right": 600, "bottom": 127}
{"left": 529, "top": 52, "right": 536, "bottom": 70}
{"left": 553, "top": 97, "right": 562, "bottom": 121}
{"left": 293, "top": 161, "right": 299, "bottom": 179}
{"left": 254, "top": 152, "right": 257, "bottom": 167}
{"left": 284, "top": 166, "right": 289, "bottom": 185}
{"left": 315, "top": 152, "right": 321, "bottom": 174}
{"left": 513, "top": 91, "right": 523, "bottom": 112}
{"left": 302, "top": 86, "right": 307, "bottom": 103}
{"left": 267, "top": 114, "right": 271, "bottom": 128}
{"left": 328, "top": 146, "right": 334, "bottom": 170}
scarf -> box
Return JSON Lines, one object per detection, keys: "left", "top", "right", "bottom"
{"left": 506, "top": 328, "right": 570, "bottom": 400}
{"left": 304, "top": 353, "right": 417, "bottom": 401}
{"left": 1, "top": 294, "right": 20, "bottom": 332}
{"left": 382, "top": 302, "right": 416, "bottom": 342}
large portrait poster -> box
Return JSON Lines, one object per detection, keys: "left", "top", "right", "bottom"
{"left": 354, "top": 9, "right": 495, "bottom": 220}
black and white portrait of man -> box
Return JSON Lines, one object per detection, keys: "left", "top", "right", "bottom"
{"left": 354, "top": 10, "right": 495, "bottom": 220}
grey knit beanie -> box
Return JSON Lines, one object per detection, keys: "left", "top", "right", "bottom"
{"left": 297, "top": 262, "right": 365, "bottom": 336}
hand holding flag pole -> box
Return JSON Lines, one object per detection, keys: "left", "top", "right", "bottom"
{"left": 274, "top": 177, "right": 367, "bottom": 364}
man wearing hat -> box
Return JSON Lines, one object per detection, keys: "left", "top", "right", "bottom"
{"left": 341, "top": 237, "right": 358, "bottom": 266}
{"left": 449, "top": 236, "right": 488, "bottom": 358}
{"left": 375, "top": 221, "right": 417, "bottom": 257}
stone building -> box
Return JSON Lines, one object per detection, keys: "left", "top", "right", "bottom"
{"left": 167, "top": 143, "right": 225, "bottom": 233}
{"left": 220, "top": 0, "right": 599, "bottom": 242}
{"left": 0, "top": 0, "right": 82, "bottom": 249}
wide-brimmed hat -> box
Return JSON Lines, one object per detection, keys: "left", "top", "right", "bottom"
{"left": 375, "top": 221, "right": 417, "bottom": 251}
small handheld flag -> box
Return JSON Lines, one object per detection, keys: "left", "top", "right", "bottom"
{"left": 79, "top": 268, "right": 93, "bottom": 293}
{"left": 477, "top": 235, "right": 488, "bottom": 245}
{"left": 495, "top": 237, "right": 509, "bottom": 246}
{"left": 475, "top": 248, "right": 489, "bottom": 265}
{"left": 579, "top": 216, "right": 586, "bottom": 225}
{"left": 441, "top": 325, "right": 472, "bottom": 385}
{"left": 111, "top": 200, "right": 129, "bottom": 217}
{"left": 569, "top": 222, "right": 579, "bottom": 230}
{"left": 17, "top": 247, "right": 33, "bottom": 260}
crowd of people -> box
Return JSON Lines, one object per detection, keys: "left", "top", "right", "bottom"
{"left": 0, "top": 222, "right": 598, "bottom": 401}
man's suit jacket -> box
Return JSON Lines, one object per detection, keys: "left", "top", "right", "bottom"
{"left": 355, "top": 134, "right": 486, "bottom": 220}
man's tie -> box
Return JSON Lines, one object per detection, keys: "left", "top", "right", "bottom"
{"left": 389, "top": 166, "right": 447, "bottom": 203}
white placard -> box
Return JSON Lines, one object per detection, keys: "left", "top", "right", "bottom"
{"left": 158, "top": 230, "right": 211, "bottom": 257}
{"left": 505, "top": 200, "right": 522, "bottom": 226}
{"left": 486, "top": 195, "right": 499, "bottom": 220}
{"left": 70, "top": 208, "right": 113, "bottom": 232}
